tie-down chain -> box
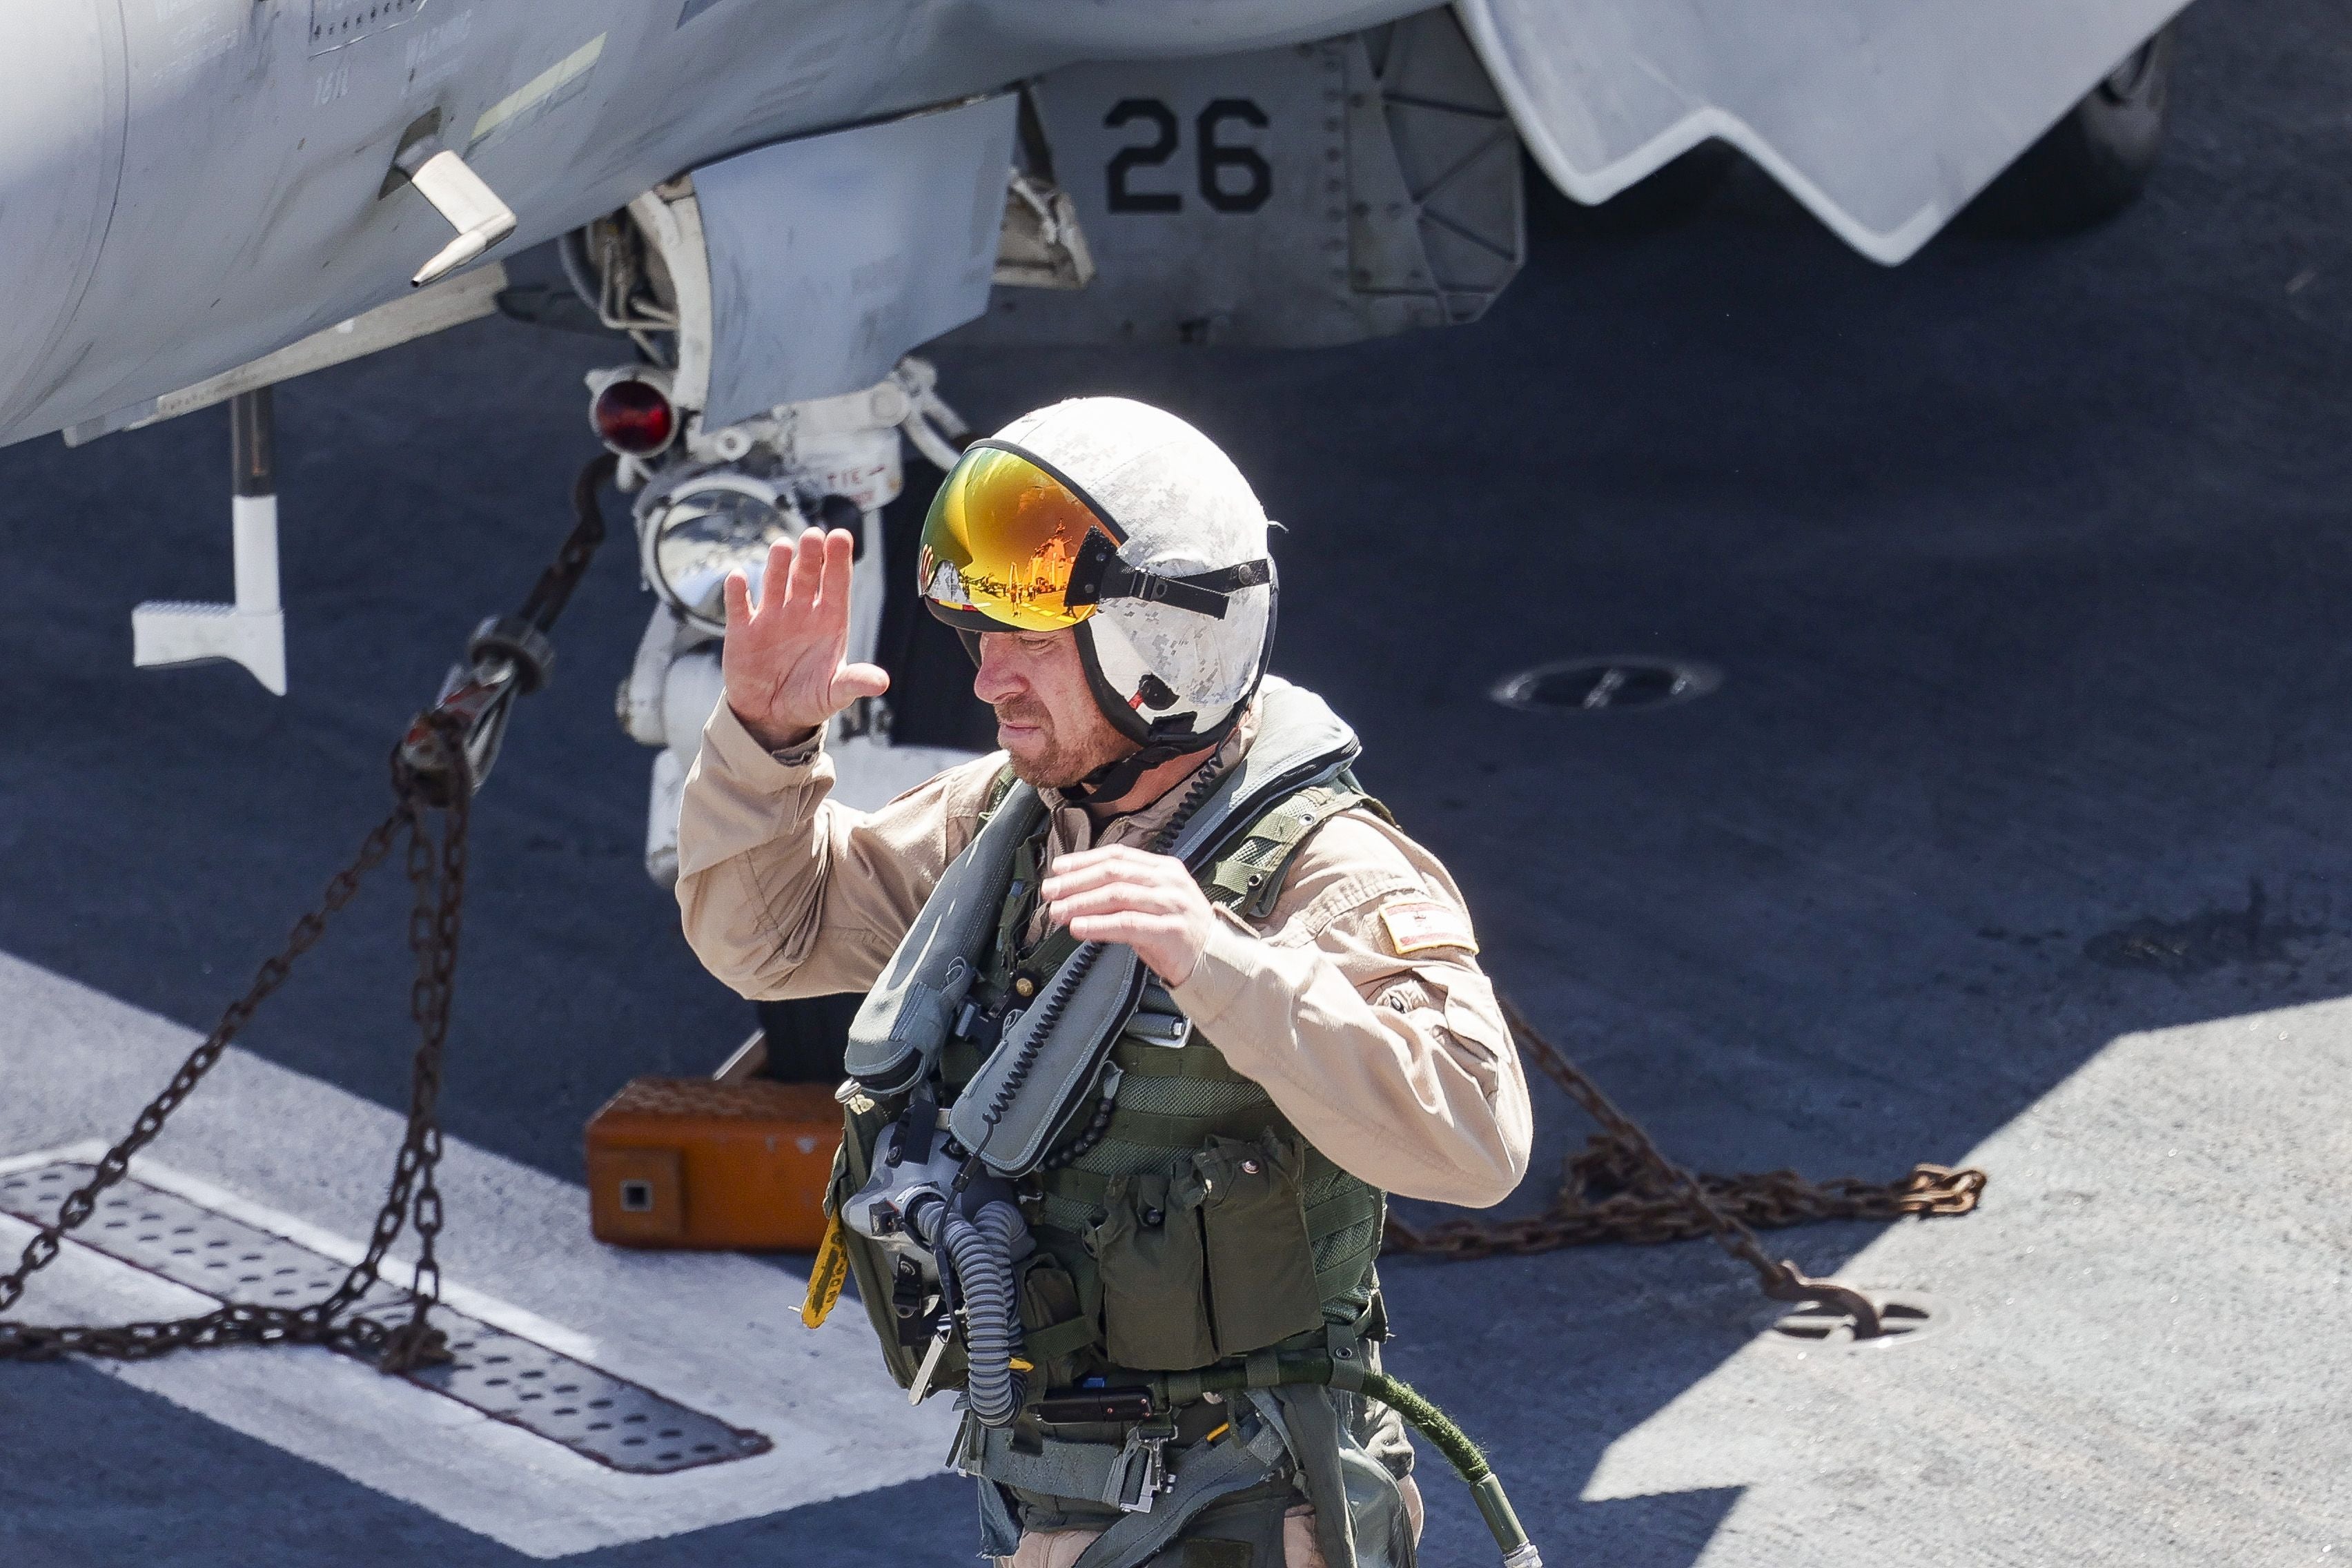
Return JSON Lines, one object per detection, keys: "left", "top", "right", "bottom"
{"left": 0, "top": 454, "right": 616, "bottom": 1370}
{"left": 1384, "top": 995, "right": 1988, "bottom": 1337}
{"left": 0, "top": 446, "right": 1974, "bottom": 1360}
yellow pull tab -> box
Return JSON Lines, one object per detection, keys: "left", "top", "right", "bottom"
{"left": 801, "top": 1211, "right": 850, "bottom": 1329}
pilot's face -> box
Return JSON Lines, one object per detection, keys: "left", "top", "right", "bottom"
{"left": 970, "top": 628, "right": 1135, "bottom": 790}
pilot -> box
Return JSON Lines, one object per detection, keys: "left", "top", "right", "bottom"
{"left": 674, "top": 397, "right": 1531, "bottom": 1568}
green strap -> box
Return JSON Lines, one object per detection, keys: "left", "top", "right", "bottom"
{"left": 965, "top": 1422, "right": 1129, "bottom": 1498}
{"left": 1088, "top": 1103, "right": 1282, "bottom": 1150}
{"left": 1110, "top": 1038, "right": 1255, "bottom": 1081}
{"left": 1201, "top": 781, "right": 1373, "bottom": 921}
{"left": 1314, "top": 1251, "right": 1379, "bottom": 1309}
{"left": 1264, "top": 1386, "right": 1357, "bottom": 1568}
{"left": 1019, "top": 924, "right": 1082, "bottom": 983}
{"left": 979, "top": 763, "right": 1020, "bottom": 820}
{"left": 1035, "top": 1166, "right": 1116, "bottom": 1206}
{"left": 990, "top": 828, "right": 1088, "bottom": 994}
{"left": 1333, "top": 767, "right": 1396, "bottom": 827}
{"left": 992, "top": 836, "right": 1040, "bottom": 979}
{"left": 1021, "top": 1313, "right": 1103, "bottom": 1365}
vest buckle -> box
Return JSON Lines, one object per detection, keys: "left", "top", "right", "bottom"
{"left": 1102, "top": 1418, "right": 1176, "bottom": 1513}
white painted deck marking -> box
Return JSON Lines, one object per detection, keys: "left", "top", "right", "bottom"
{"left": 0, "top": 951, "right": 952, "bottom": 1558}
{"left": 0, "top": 1158, "right": 774, "bottom": 1473}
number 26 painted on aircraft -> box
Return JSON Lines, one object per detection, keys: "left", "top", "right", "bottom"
{"left": 1103, "top": 98, "right": 1272, "bottom": 215}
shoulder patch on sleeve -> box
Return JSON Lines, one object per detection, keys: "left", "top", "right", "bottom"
{"left": 1378, "top": 897, "right": 1479, "bottom": 957}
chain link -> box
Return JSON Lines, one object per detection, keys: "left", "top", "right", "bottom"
{"left": 0, "top": 444, "right": 1963, "bottom": 1349}
{"left": 1386, "top": 995, "right": 1987, "bottom": 1335}
{"left": 0, "top": 720, "right": 471, "bottom": 1366}
{"left": 0, "top": 455, "right": 611, "bottom": 1370}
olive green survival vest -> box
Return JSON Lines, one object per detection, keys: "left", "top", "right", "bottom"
{"left": 830, "top": 678, "right": 1390, "bottom": 1399}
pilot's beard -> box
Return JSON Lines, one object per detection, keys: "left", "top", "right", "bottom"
{"left": 997, "top": 700, "right": 1135, "bottom": 792}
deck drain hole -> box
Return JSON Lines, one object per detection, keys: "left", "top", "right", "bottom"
{"left": 1491, "top": 656, "right": 1721, "bottom": 713}
{"left": 1758, "top": 1291, "right": 1942, "bottom": 1348}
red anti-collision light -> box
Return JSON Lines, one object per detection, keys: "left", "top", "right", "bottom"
{"left": 592, "top": 379, "right": 676, "bottom": 456}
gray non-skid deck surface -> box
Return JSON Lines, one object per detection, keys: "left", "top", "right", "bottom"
{"left": 4, "top": 1, "right": 2351, "bottom": 1562}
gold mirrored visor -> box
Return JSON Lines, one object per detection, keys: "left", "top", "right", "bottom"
{"left": 917, "top": 441, "right": 1124, "bottom": 633}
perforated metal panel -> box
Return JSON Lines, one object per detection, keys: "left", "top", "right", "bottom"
{"left": 0, "top": 1162, "right": 770, "bottom": 1473}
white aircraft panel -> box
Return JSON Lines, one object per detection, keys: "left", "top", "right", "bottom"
{"left": 1460, "top": 0, "right": 2192, "bottom": 264}
{"left": 0, "top": 6, "right": 124, "bottom": 435}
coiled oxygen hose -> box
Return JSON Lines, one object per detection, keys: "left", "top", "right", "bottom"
{"left": 939, "top": 1200, "right": 1028, "bottom": 1426}
{"left": 924, "top": 764, "right": 1232, "bottom": 1424}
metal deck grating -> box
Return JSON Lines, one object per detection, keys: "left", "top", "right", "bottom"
{"left": 0, "top": 1162, "right": 772, "bottom": 1474}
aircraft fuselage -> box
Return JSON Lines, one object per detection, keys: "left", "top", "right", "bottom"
{"left": 0, "top": 0, "right": 1422, "bottom": 447}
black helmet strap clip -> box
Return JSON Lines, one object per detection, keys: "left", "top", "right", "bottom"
{"left": 1057, "top": 734, "right": 1215, "bottom": 805}
{"left": 1064, "top": 530, "right": 1271, "bottom": 620}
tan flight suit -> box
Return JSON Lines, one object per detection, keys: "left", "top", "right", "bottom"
{"left": 675, "top": 700, "right": 1535, "bottom": 1566}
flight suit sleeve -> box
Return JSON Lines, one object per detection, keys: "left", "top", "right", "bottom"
{"left": 673, "top": 700, "right": 1006, "bottom": 1001}
{"left": 1164, "top": 812, "right": 1533, "bottom": 1208}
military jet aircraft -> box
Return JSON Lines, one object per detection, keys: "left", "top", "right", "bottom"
{"left": 1, "top": 0, "right": 2188, "bottom": 890}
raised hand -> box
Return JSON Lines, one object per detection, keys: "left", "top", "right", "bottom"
{"left": 721, "top": 527, "right": 890, "bottom": 750}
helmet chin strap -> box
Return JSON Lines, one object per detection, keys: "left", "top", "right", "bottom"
{"left": 1057, "top": 733, "right": 1217, "bottom": 805}
{"left": 1058, "top": 610, "right": 1273, "bottom": 805}
{"left": 947, "top": 587, "right": 1276, "bottom": 810}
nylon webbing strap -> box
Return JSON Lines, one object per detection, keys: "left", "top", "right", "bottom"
{"left": 1035, "top": 1165, "right": 1115, "bottom": 1206}
{"left": 1110, "top": 1039, "right": 1254, "bottom": 1081}
{"left": 1315, "top": 1254, "right": 1378, "bottom": 1309}
{"left": 981, "top": 763, "right": 1020, "bottom": 819}
{"left": 1066, "top": 1427, "right": 1286, "bottom": 1568}
{"left": 991, "top": 836, "right": 1084, "bottom": 989}
{"left": 1087, "top": 1103, "right": 1280, "bottom": 1151}
{"left": 1268, "top": 1386, "right": 1356, "bottom": 1568}
{"left": 992, "top": 837, "right": 1041, "bottom": 979}
{"left": 1021, "top": 925, "right": 1082, "bottom": 983}
{"left": 1304, "top": 1174, "right": 1384, "bottom": 1236}
{"left": 1021, "top": 1313, "right": 1101, "bottom": 1364}
{"left": 965, "top": 1423, "right": 1128, "bottom": 1498}
{"left": 1202, "top": 782, "right": 1367, "bottom": 920}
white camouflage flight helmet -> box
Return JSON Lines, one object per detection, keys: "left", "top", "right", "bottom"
{"left": 917, "top": 397, "right": 1276, "bottom": 799}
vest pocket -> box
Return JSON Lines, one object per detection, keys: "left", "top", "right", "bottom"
{"left": 1015, "top": 1254, "right": 1090, "bottom": 1389}
{"left": 1084, "top": 1169, "right": 1218, "bottom": 1371}
{"left": 1197, "top": 1130, "right": 1324, "bottom": 1356}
